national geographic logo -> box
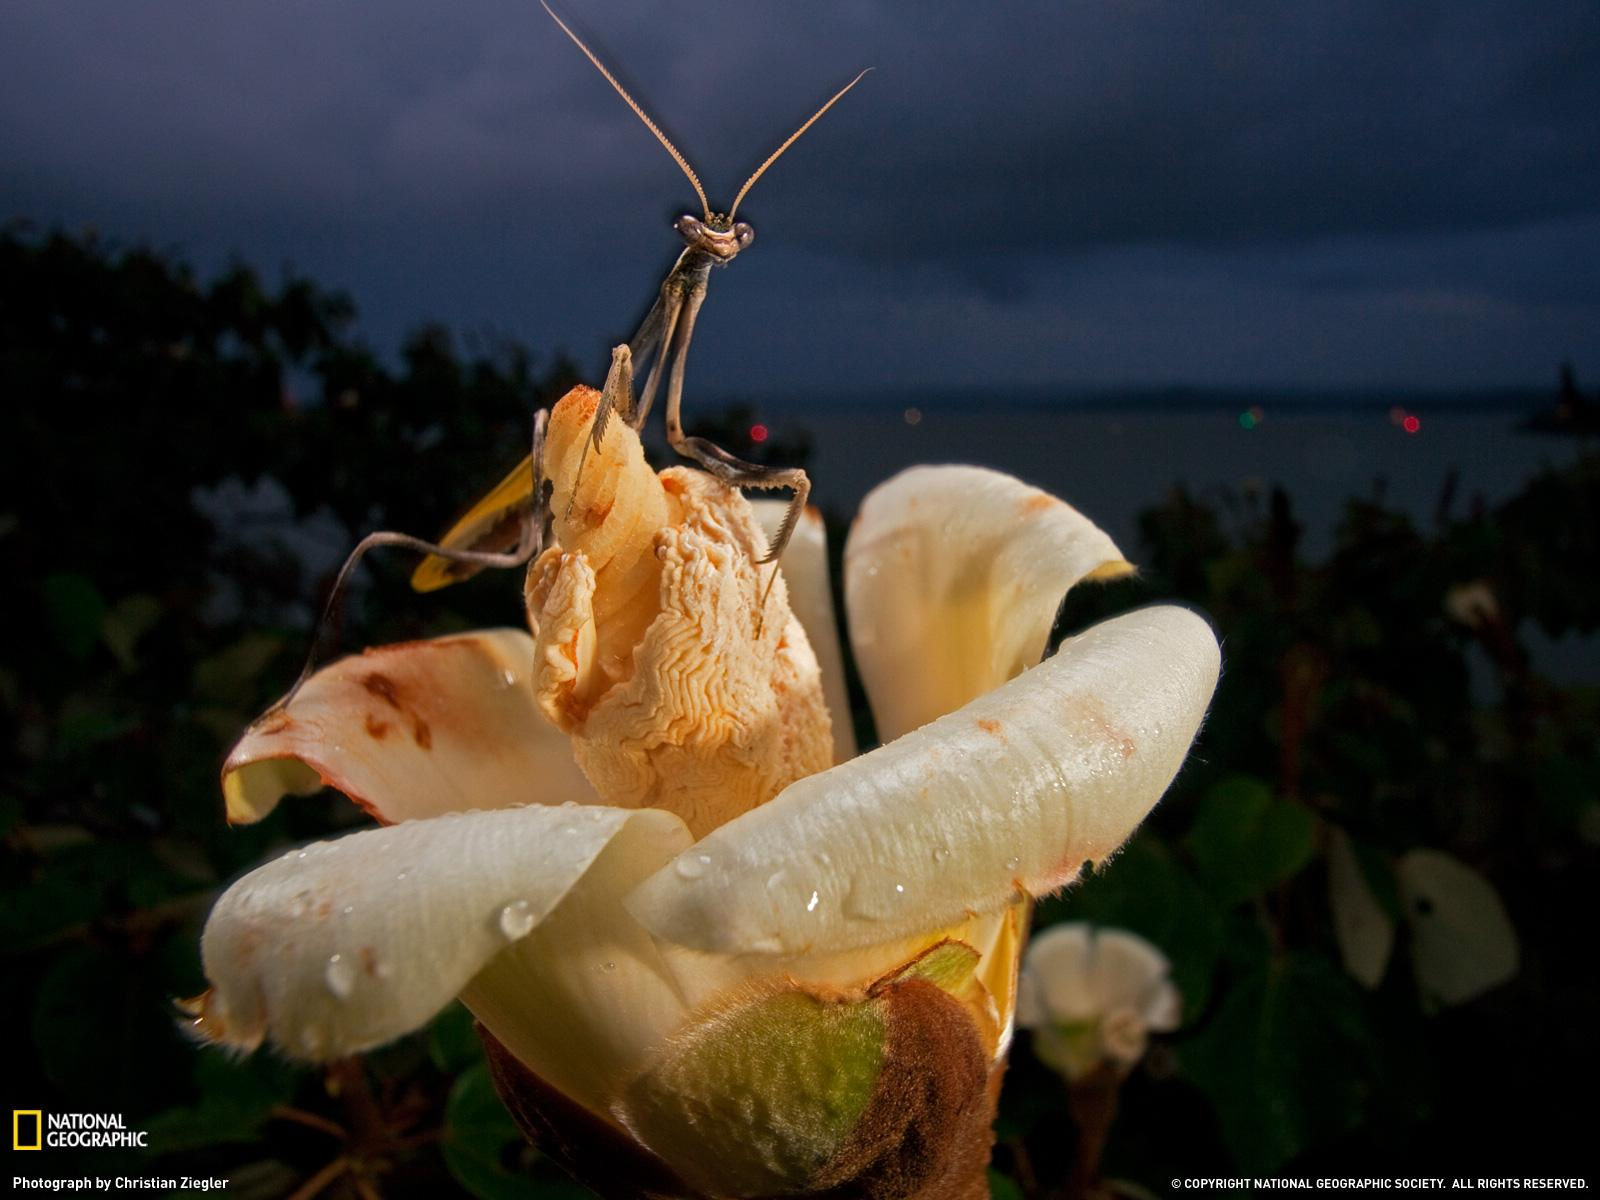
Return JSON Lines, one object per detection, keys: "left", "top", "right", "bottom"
{"left": 11, "top": 1111, "right": 147, "bottom": 1150}
{"left": 13, "top": 1110, "right": 41, "bottom": 1150}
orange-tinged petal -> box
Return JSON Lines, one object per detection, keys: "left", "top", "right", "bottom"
{"left": 845, "top": 465, "right": 1132, "bottom": 740}
{"left": 222, "top": 629, "right": 594, "bottom": 825}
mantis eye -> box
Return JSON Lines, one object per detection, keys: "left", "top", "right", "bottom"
{"left": 734, "top": 223, "right": 755, "bottom": 250}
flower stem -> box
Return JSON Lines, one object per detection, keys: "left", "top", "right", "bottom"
{"left": 1061, "top": 1065, "right": 1123, "bottom": 1200}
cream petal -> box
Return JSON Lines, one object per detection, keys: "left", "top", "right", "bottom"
{"left": 1019, "top": 924, "right": 1096, "bottom": 1024}
{"left": 461, "top": 814, "right": 698, "bottom": 1121}
{"left": 221, "top": 629, "right": 595, "bottom": 825}
{"left": 641, "top": 903, "right": 1020, "bottom": 1070}
{"left": 195, "top": 803, "right": 689, "bottom": 1061}
{"left": 844, "top": 465, "right": 1132, "bottom": 741}
{"left": 1086, "top": 929, "right": 1172, "bottom": 1017}
{"left": 751, "top": 501, "right": 857, "bottom": 764}
{"left": 1099, "top": 1008, "right": 1151, "bottom": 1064}
{"left": 1141, "top": 979, "right": 1183, "bottom": 1033}
{"left": 630, "top": 605, "right": 1220, "bottom": 956}
{"left": 1014, "top": 972, "right": 1045, "bottom": 1029}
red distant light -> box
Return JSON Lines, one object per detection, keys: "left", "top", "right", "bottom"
{"left": 749, "top": 423, "right": 769, "bottom": 443}
{"left": 1402, "top": 414, "right": 1421, "bottom": 434}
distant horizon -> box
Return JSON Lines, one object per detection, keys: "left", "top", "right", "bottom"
{"left": 728, "top": 379, "right": 1584, "bottom": 415}
{"left": 31, "top": 219, "right": 1582, "bottom": 408}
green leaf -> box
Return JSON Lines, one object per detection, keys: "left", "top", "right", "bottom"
{"left": 43, "top": 572, "right": 107, "bottom": 660}
{"left": 1185, "top": 775, "right": 1317, "bottom": 907}
{"left": 101, "top": 592, "right": 164, "bottom": 670}
{"left": 443, "top": 1062, "right": 549, "bottom": 1200}
{"left": 1348, "top": 835, "right": 1403, "bottom": 921}
{"left": 430, "top": 1000, "right": 484, "bottom": 1074}
{"left": 191, "top": 632, "right": 287, "bottom": 706}
{"left": 1181, "top": 952, "right": 1372, "bottom": 1170}
{"left": 0, "top": 842, "right": 130, "bottom": 951}
{"left": 144, "top": 1053, "right": 300, "bottom": 1153}
{"left": 32, "top": 941, "right": 196, "bottom": 1113}
{"left": 988, "top": 1169, "right": 1026, "bottom": 1200}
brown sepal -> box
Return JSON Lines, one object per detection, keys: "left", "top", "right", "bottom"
{"left": 809, "top": 977, "right": 997, "bottom": 1200}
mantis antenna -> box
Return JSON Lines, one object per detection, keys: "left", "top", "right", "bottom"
{"left": 539, "top": 0, "right": 710, "bottom": 218}
{"left": 729, "top": 68, "right": 872, "bottom": 219}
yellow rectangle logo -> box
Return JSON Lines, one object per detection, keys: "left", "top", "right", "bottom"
{"left": 13, "top": 1109, "right": 43, "bottom": 1150}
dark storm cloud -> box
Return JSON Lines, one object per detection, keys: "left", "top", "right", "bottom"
{"left": 772, "top": 1, "right": 1600, "bottom": 265}
{"left": 2, "top": 0, "right": 1596, "bottom": 387}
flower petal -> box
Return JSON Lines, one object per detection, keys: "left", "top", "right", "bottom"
{"left": 845, "top": 465, "right": 1133, "bottom": 741}
{"left": 221, "top": 629, "right": 595, "bottom": 825}
{"left": 1085, "top": 928, "right": 1173, "bottom": 1020}
{"left": 1018, "top": 923, "right": 1095, "bottom": 1024}
{"left": 460, "top": 811, "right": 699, "bottom": 1120}
{"left": 193, "top": 803, "right": 689, "bottom": 1060}
{"left": 752, "top": 500, "right": 857, "bottom": 764}
{"left": 630, "top": 605, "right": 1219, "bottom": 956}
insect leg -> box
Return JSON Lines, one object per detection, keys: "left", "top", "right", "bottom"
{"left": 661, "top": 282, "right": 811, "bottom": 565}
{"left": 566, "top": 337, "right": 647, "bottom": 518}
{"left": 625, "top": 290, "right": 670, "bottom": 431}
{"left": 273, "top": 409, "right": 551, "bottom": 711}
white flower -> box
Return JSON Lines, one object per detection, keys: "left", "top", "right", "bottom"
{"left": 1017, "top": 923, "right": 1181, "bottom": 1081}
{"left": 188, "top": 388, "right": 1220, "bottom": 1198}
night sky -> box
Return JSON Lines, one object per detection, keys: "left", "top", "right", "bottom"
{"left": 4, "top": 0, "right": 1598, "bottom": 394}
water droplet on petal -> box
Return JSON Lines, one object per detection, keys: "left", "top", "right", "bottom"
{"left": 498, "top": 899, "right": 535, "bottom": 940}
{"left": 1005, "top": 856, "right": 1021, "bottom": 872}
{"left": 674, "top": 854, "right": 708, "bottom": 880}
{"left": 395, "top": 869, "right": 409, "bottom": 882}
{"left": 341, "top": 904, "right": 355, "bottom": 916}
{"left": 766, "top": 869, "right": 787, "bottom": 891}
{"left": 806, "top": 890, "right": 820, "bottom": 913}
{"left": 324, "top": 954, "right": 355, "bottom": 999}
{"left": 932, "top": 846, "right": 951, "bottom": 864}
{"left": 602, "top": 961, "right": 616, "bottom": 973}
{"left": 501, "top": 668, "right": 518, "bottom": 688}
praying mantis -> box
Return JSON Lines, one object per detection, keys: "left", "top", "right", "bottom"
{"left": 409, "top": 2, "right": 869, "bottom": 592}
{"left": 279, "top": 3, "right": 868, "bottom": 704}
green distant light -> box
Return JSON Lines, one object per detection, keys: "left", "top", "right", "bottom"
{"left": 1238, "top": 410, "right": 1257, "bottom": 430}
